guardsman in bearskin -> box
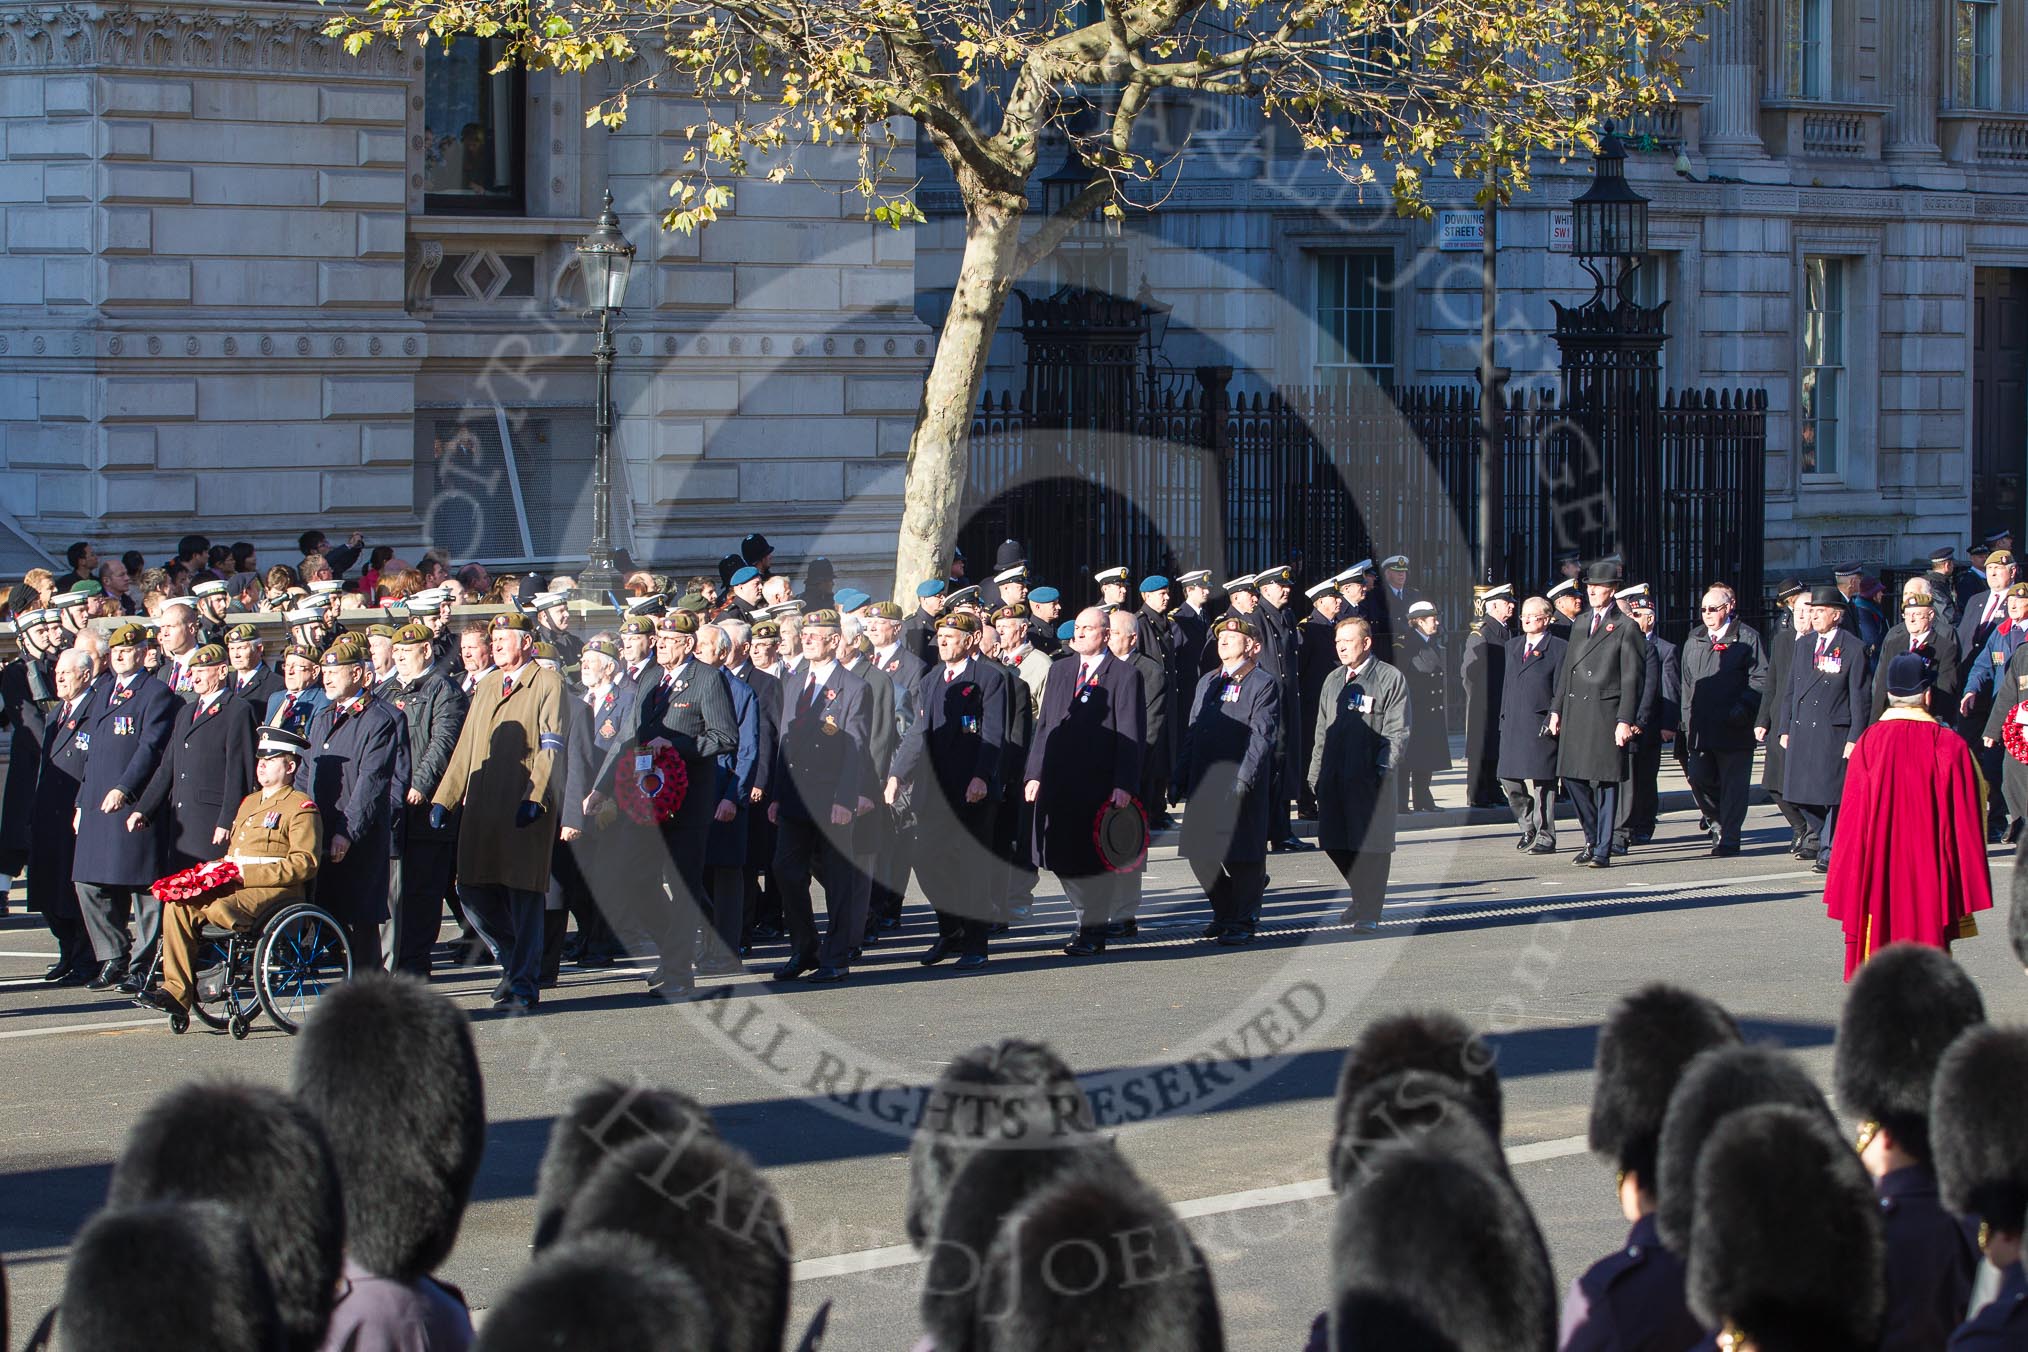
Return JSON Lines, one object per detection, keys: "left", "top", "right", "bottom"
{"left": 1561, "top": 984, "right": 1741, "bottom": 1351}
{"left": 1933, "top": 1024, "right": 2028, "bottom": 1347}
{"left": 1686, "top": 1104, "right": 1884, "bottom": 1352}
{"left": 888, "top": 610, "right": 1007, "bottom": 970}
{"left": 1178, "top": 615, "right": 1279, "bottom": 947}
{"left": 28, "top": 647, "right": 96, "bottom": 983}
{"left": 138, "top": 725, "right": 320, "bottom": 1020}
{"left": 72, "top": 620, "right": 178, "bottom": 992}
{"left": 291, "top": 977, "right": 481, "bottom": 1349}
{"left": 429, "top": 613, "right": 563, "bottom": 1012}
{"left": 129, "top": 643, "right": 256, "bottom": 877}
{"left": 1835, "top": 945, "right": 1986, "bottom": 1351}
{"left": 53, "top": 1202, "right": 284, "bottom": 1352}
{"left": 299, "top": 636, "right": 410, "bottom": 972}
{"left": 387, "top": 622, "right": 467, "bottom": 976}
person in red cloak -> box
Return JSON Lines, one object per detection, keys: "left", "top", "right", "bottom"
{"left": 1827, "top": 652, "right": 1993, "bottom": 979}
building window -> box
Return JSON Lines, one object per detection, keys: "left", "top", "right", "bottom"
{"left": 1315, "top": 253, "right": 1396, "bottom": 389}
{"left": 1785, "top": 0, "right": 1832, "bottom": 98}
{"left": 1955, "top": 0, "right": 1999, "bottom": 108}
{"left": 423, "top": 36, "right": 526, "bottom": 215}
{"left": 1800, "top": 256, "right": 1846, "bottom": 476}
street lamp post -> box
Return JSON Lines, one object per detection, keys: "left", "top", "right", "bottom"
{"left": 573, "top": 189, "right": 636, "bottom": 598}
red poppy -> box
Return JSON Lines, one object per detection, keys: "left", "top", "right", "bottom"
{"left": 2004, "top": 702, "right": 2028, "bottom": 766}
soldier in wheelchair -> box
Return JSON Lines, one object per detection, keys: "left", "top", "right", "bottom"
{"left": 140, "top": 725, "right": 329, "bottom": 1030}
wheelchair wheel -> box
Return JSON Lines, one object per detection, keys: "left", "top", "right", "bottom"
{"left": 253, "top": 904, "right": 351, "bottom": 1034}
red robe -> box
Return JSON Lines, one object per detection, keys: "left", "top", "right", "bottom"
{"left": 1825, "top": 708, "right": 1993, "bottom": 979}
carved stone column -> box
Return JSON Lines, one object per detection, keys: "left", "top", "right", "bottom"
{"left": 1882, "top": 0, "right": 1945, "bottom": 169}
{"left": 1698, "top": 0, "right": 1769, "bottom": 161}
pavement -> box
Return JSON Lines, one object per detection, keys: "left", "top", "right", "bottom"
{"left": 0, "top": 750, "right": 2022, "bottom": 1348}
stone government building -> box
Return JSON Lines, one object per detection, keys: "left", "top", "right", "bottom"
{"left": 0, "top": 0, "right": 2022, "bottom": 584}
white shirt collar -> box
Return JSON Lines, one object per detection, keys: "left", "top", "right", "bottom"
{"left": 1708, "top": 621, "right": 1731, "bottom": 643}
{"left": 1347, "top": 657, "right": 1374, "bottom": 681}
{"left": 806, "top": 658, "right": 836, "bottom": 683}
{"left": 875, "top": 643, "right": 901, "bottom": 665}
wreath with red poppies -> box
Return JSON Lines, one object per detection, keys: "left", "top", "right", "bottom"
{"left": 615, "top": 746, "right": 689, "bottom": 824}
{"left": 152, "top": 858, "right": 243, "bottom": 906}
{"left": 2004, "top": 701, "right": 2028, "bottom": 766}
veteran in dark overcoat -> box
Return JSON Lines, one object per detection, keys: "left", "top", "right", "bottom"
{"left": 1307, "top": 616, "right": 1409, "bottom": 932}
{"left": 30, "top": 648, "right": 96, "bottom": 981}
{"left": 1778, "top": 588, "right": 1871, "bottom": 870}
{"left": 386, "top": 623, "right": 467, "bottom": 975}
{"left": 130, "top": 645, "right": 256, "bottom": 873}
{"left": 1680, "top": 584, "right": 1771, "bottom": 856}
{"left": 299, "top": 636, "right": 409, "bottom": 970}
{"left": 1554, "top": 565, "right": 1647, "bottom": 867}
{"left": 1498, "top": 599, "right": 1567, "bottom": 853}
{"left": 1178, "top": 616, "right": 1279, "bottom": 945}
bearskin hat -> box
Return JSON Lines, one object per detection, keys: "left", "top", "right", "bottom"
{"left": 108, "top": 1080, "right": 342, "bottom": 1352}
{"left": 531, "top": 1079, "right": 717, "bottom": 1252}
{"left": 557, "top": 1132, "right": 789, "bottom": 1352}
{"left": 1686, "top": 1104, "right": 1884, "bottom": 1352}
{"left": 471, "top": 1232, "right": 712, "bottom": 1352}
{"left": 1329, "top": 1069, "right": 1509, "bottom": 1194}
{"left": 56, "top": 1201, "right": 282, "bottom": 1352}
{"left": 290, "top": 974, "right": 486, "bottom": 1282}
{"left": 1933, "top": 1025, "right": 2028, "bottom": 1234}
{"left": 921, "top": 1132, "right": 1120, "bottom": 1352}
{"left": 906, "top": 1039, "right": 1096, "bottom": 1249}
{"left": 1588, "top": 984, "right": 1741, "bottom": 1185}
{"left": 1833, "top": 945, "right": 1985, "bottom": 1164}
{"left": 976, "top": 1151, "right": 1224, "bottom": 1352}
{"left": 1328, "top": 1145, "right": 1556, "bottom": 1352}
{"left": 1329, "top": 1012, "right": 1501, "bottom": 1190}
{"left": 1653, "top": 1045, "right": 1835, "bottom": 1256}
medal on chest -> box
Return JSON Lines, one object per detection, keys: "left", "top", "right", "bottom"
{"left": 262, "top": 810, "right": 282, "bottom": 830}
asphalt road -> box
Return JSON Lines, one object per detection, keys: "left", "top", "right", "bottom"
{"left": 1, "top": 769, "right": 2022, "bottom": 1349}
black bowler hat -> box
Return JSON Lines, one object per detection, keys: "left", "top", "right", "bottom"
{"left": 1808, "top": 585, "right": 1847, "bottom": 609}
{"left": 1094, "top": 800, "right": 1149, "bottom": 873}
{"left": 1583, "top": 560, "right": 1623, "bottom": 585}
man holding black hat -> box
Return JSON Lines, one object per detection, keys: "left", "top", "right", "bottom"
{"left": 300, "top": 635, "right": 409, "bottom": 972}
{"left": 1834, "top": 945, "right": 1986, "bottom": 1350}
{"left": 1025, "top": 606, "right": 1145, "bottom": 955}
{"left": 72, "top": 621, "right": 178, "bottom": 991}
{"left": 1827, "top": 653, "right": 1993, "bottom": 978}
{"left": 1680, "top": 583, "right": 1771, "bottom": 857}
{"left": 1178, "top": 615, "right": 1277, "bottom": 944}
{"left": 1461, "top": 583, "right": 1515, "bottom": 809}
{"left": 1553, "top": 562, "right": 1648, "bottom": 867}
{"left": 1777, "top": 585, "right": 1871, "bottom": 872}
{"left": 888, "top": 610, "right": 1007, "bottom": 969}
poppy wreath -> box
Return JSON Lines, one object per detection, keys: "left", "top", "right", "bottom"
{"left": 2004, "top": 701, "right": 2028, "bottom": 766}
{"left": 152, "top": 858, "right": 243, "bottom": 906}
{"left": 615, "top": 746, "right": 689, "bottom": 824}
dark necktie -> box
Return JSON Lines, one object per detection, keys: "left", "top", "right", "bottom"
{"left": 1815, "top": 636, "right": 1829, "bottom": 661}
{"left": 501, "top": 674, "right": 515, "bottom": 698}
{"left": 1590, "top": 610, "right": 1604, "bottom": 637}
{"left": 799, "top": 676, "right": 820, "bottom": 720}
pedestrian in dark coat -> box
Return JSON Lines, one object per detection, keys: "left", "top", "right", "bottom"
{"left": 1307, "top": 616, "right": 1409, "bottom": 932}
{"left": 73, "top": 623, "right": 178, "bottom": 990}
{"left": 131, "top": 646, "right": 256, "bottom": 873}
{"left": 30, "top": 649, "right": 95, "bottom": 981}
{"left": 1874, "top": 594, "right": 1963, "bottom": 723}
{"left": 0, "top": 608, "right": 63, "bottom": 881}
{"left": 385, "top": 624, "right": 466, "bottom": 975}
{"left": 1758, "top": 585, "right": 1813, "bottom": 851}
{"left": 1122, "top": 621, "right": 1170, "bottom": 833}
{"left": 769, "top": 609, "right": 872, "bottom": 981}
{"left": 1498, "top": 600, "right": 1566, "bottom": 853}
{"left": 698, "top": 624, "right": 757, "bottom": 971}
{"left": 1177, "top": 616, "right": 1279, "bottom": 944}
{"left": 888, "top": 613, "right": 1007, "bottom": 966}
{"left": 1678, "top": 584, "right": 1771, "bottom": 856}
{"left": 1398, "top": 603, "right": 1450, "bottom": 813}
{"left": 563, "top": 640, "right": 641, "bottom": 965}
{"left": 299, "top": 637, "right": 410, "bottom": 971}
{"left": 629, "top": 612, "right": 739, "bottom": 998}
{"left": 862, "top": 603, "right": 927, "bottom": 933}
{"left": 1623, "top": 615, "right": 1679, "bottom": 846}
{"left": 1297, "top": 582, "right": 1347, "bottom": 814}
{"left": 1555, "top": 565, "right": 1647, "bottom": 867}
{"left": 1249, "top": 568, "right": 1304, "bottom": 849}
{"left": 1779, "top": 589, "right": 1872, "bottom": 871}
{"left": 727, "top": 641, "right": 780, "bottom": 948}
{"left": 1460, "top": 587, "right": 1515, "bottom": 808}
{"left": 1023, "top": 607, "right": 1144, "bottom": 954}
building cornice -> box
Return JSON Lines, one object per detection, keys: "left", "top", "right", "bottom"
{"left": 0, "top": 1, "right": 414, "bottom": 78}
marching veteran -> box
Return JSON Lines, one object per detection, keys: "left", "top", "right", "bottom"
{"left": 140, "top": 726, "right": 322, "bottom": 1018}
{"left": 430, "top": 612, "right": 567, "bottom": 1014}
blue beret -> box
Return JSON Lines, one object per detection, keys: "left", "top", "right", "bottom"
{"left": 1140, "top": 575, "right": 1170, "bottom": 593}
{"left": 1055, "top": 620, "right": 1076, "bottom": 641}
{"left": 1030, "top": 586, "right": 1061, "bottom": 604}
{"left": 834, "top": 588, "right": 871, "bottom": 612}
{"left": 730, "top": 566, "right": 760, "bottom": 586}
{"left": 916, "top": 579, "right": 946, "bottom": 598}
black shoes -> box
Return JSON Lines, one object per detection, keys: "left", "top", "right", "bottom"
{"left": 1216, "top": 927, "right": 1256, "bottom": 946}
{"left": 1348, "top": 920, "right": 1380, "bottom": 936}
{"left": 1103, "top": 919, "right": 1138, "bottom": 938}
{"left": 1812, "top": 859, "right": 1829, "bottom": 874}
{"left": 918, "top": 940, "right": 950, "bottom": 967}
{"left": 807, "top": 965, "right": 849, "bottom": 984}
{"left": 84, "top": 961, "right": 126, "bottom": 992}
{"left": 1515, "top": 833, "right": 1537, "bottom": 852}
{"left": 1200, "top": 922, "right": 1230, "bottom": 940}
{"left": 489, "top": 979, "right": 511, "bottom": 1003}
{"left": 1528, "top": 840, "right": 1557, "bottom": 855}
{"left": 1270, "top": 837, "right": 1311, "bottom": 853}
{"left": 1571, "top": 849, "right": 1594, "bottom": 867}
{"left": 645, "top": 967, "right": 693, "bottom": 999}
{"left": 1711, "top": 843, "right": 1741, "bottom": 858}
{"left": 953, "top": 953, "right": 987, "bottom": 972}
{"left": 500, "top": 993, "right": 538, "bottom": 1014}
{"left": 1063, "top": 933, "right": 1106, "bottom": 957}
{"left": 773, "top": 955, "right": 817, "bottom": 981}
{"left": 136, "top": 985, "right": 184, "bottom": 1015}
{"left": 41, "top": 954, "right": 80, "bottom": 984}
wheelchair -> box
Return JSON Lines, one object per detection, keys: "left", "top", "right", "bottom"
{"left": 169, "top": 901, "right": 353, "bottom": 1039}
